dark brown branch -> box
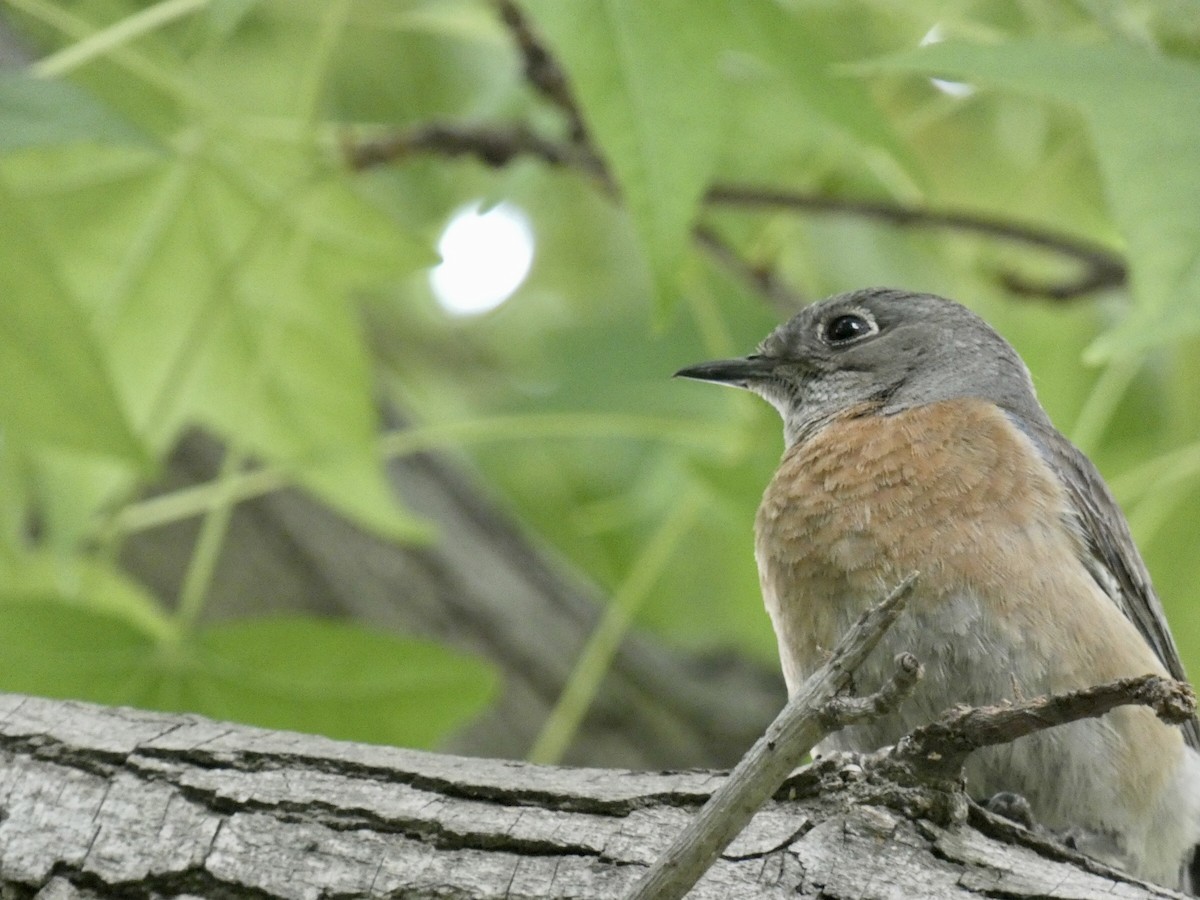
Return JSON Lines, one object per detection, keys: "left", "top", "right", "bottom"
{"left": 345, "top": 122, "right": 606, "bottom": 180}
{"left": 345, "top": 122, "right": 1126, "bottom": 302}
{"left": 892, "top": 673, "right": 1195, "bottom": 781}
{"left": 996, "top": 261, "right": 1126, "bottom": 300}
{"left": 493, "top": 0, "right": 588, "bottom": 142}
{"left": 706, "top": 184, "right": 1128, "bottom": 299}
{"left": 345, "top": 18, "right": 1129, "bottom": 304}
{"left": 346, "top": 127, "right": 790, "bottom": 313}
{"left": 487, "top": 2, "right": 1126, "bottom": 303}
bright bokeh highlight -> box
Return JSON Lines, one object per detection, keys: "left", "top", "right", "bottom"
{"left": 920, "top": 25, "right": 976, "bottom": 98}
{"left": 430, "top": 202, "right": 535, "bottom": 316}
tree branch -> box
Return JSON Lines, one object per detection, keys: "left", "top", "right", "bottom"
{"left": 492, "top": 0, "right": 587, "bottom": 142}
{"left": 4, "top": 671, "right": 1188, "bottom": 898}
{"left": 120, "top": 429, "right": 784, "bottom": 770}
{"left": 819, "top": 652, "right": 924, "bottom": 727}
{"left": 344, "top": 122, "right": 606, "bottom": 181}
{"left": 706, "top": 184, "right": 1128, "bottom": 300}
{"left": 891, "top": 672, "right": 1195, "bottom": 781}
{"left": 345, "top": 5, "right": 1132, "bottom": 305}
{"left": 627, "top": 631, "right": 1196, "bottom": 899}
{"left": 345, "top": 119, "right": 1127, "bottom": 303}
{"left": 692, "top": 224, "right": 808, "bottom": 312}
{"left": 624, "top": 575, "right": 920, "bottom": 900}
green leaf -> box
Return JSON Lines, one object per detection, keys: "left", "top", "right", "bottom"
{"left": 0, "top": 599, "right": 161, "bottom": 706}
{"left": 296, "top": 455, "right": 434, "bottom": 545}
{"left": 0, "top": 178, "right": 146, "bottom": 462}
{"left": 193, "top": 617, "right": 496, "bottom": 747}
{"left": 519, "top": 0, "right": 731, "bottom": 312}
{"left": 0, "top": 551, "right": 171, "bottom": 640}
{"left": 864, "top": 40, "right": 1200, "bottom": 359}
{"left": 292, "top": 176, "right": 439, "bottom": 285}
{"left": 184, "top": 168, "right": 433, "bottom": 541}
{"left": 0, "top": 600, "right": 496, "bottom": 748}
{"left": 24, "top": 451, "right": 140, "bottom": 549}
{"left": 0, "top": 74, "right": 149, "bottom": 153}
{"left": 8, "top": 132, "right": 432, "bottom": 541}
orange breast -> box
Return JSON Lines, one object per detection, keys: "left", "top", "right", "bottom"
{"left": 753, "top": 397, "right": 1165, "bottom": 694}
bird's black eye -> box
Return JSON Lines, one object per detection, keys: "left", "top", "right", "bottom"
{"left": 822, "top": 312, "right": 877, "bottom": 345}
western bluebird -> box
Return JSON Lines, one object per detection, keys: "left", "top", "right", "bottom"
{"left": 677, "top": 287, "right": 1200, "bottom": 889}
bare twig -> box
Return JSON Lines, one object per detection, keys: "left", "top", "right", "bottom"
{"left": 996, "top": 261, "right": 1126, "bottom": 300}
{"left": 345, "top": 13, "right": 1131, "bottom": 310}
{"left": 892, "top": 673, "right": 1195, "bottom": 781}
{"left": 821, "top": 653, "right": 923, "bottom": 727}
{"left": 625, "top": 654, "right": 1194, "bottom": 900}
{"left": 624, "top": 573, "right": 920, "bottom": 900}
{"left": 345, "top": 121, "right": 1127, "bottom": 302}
{"left": 693, "top": 224, "right": 808, "bottom": 313}
{"left": 492, "top": 0, "right": 587, "bottom": 142}
{"left": 345, "top": 122, "right": 606, "bottom": 181}
{"left": 706, "top": 184, "right": 1128, "bottom": 299}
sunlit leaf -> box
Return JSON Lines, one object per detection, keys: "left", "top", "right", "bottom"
{"left": 0, "top": 179, "right": 145, "bottom": 462}
{"left": 8, "top": 133, "right": 432, "bottom": 541}
{"left": 0, "top": 600, "right": 162, "bottom": 706}
{"left": 204, "top": 0, "right": 263, "bottom": 42}
{"left": 730, "top": 3, "right": 913, "bottom": 175}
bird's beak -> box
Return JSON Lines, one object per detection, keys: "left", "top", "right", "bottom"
{"left": 673, "top": 355, "right": 778, "bottom": 388}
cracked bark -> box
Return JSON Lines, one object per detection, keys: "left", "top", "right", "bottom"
{"left": 0, "top": 695, "right": 1182, "bottom": 900}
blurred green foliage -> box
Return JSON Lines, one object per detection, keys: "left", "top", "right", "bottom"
{"left": 0, "top": 0, "right": 1199, "bottom": 753}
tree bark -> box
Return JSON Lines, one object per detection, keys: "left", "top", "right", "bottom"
{"left": 0, "top": 694, "right": 1179, "bottom": 900}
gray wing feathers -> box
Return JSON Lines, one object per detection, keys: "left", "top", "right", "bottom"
{"left": 1016, "top": 415, "right": 1200, "bottom": 751}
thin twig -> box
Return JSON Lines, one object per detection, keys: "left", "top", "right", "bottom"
{"left": 492, "top": 0, "right": 587, "bottom": 142}
{"left": 345, "top": 127, "right": 809, "bottom": 313}
{"left": 706, "top": 183, "right": 1128, "bottom": 299}
{"left": 346, "top": 15, "right": 1130, "bottom": 306}
{"left": 693, "top": 224, "right": 808, "bottom": 313}
{"left": 892, "top": 673, "right": 1195, "bottom": 781}
{"left": 345, "top": 122, "right": 606, "bottom": 181}
{"left": 345, "top": 121, "right": 1127, "bottom": 302}
{"left": 623, "top": 573, "right": 920, "bottom": 900}
{"left": 821, "top": 653, "right": 923, "bottom": 727}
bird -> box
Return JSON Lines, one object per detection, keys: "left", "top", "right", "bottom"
{"left": 675, "top": 287, "right": 1200, "bottom": 889}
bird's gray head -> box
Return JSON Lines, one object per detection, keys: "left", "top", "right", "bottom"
{"left": 677, "top": 288, "right": 1050, "bottom": 447}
